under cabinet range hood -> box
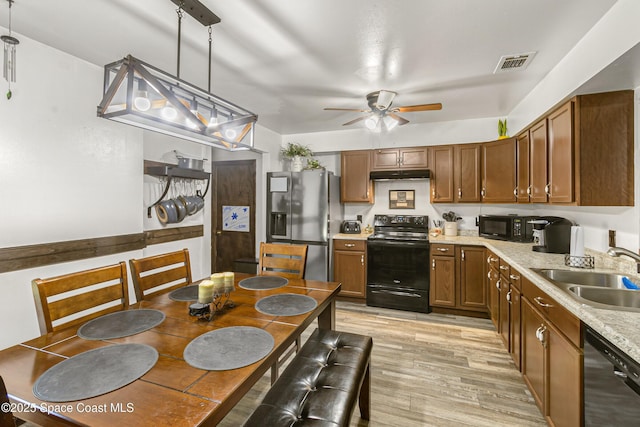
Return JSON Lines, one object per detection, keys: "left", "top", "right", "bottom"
{"left": 370, "top": 169, "right": 430, "bottom": 180}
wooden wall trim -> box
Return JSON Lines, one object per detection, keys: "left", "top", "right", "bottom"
{"left": 0, "top": 226, "right": 203, "bottom": 273}
{"left": 144, "top": 225, "right": 204, "bottom": 246}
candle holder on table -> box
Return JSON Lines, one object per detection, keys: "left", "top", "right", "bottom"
{"left": 189, "top": 272, "right": 236, "bottom": 321}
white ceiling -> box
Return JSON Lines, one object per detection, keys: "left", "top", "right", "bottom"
{"left": 3, "top": 0, "right": 620, "bottom": 135}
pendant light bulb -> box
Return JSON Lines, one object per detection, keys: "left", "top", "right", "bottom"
{"left": 383, "top": 115, "right": 398, "bottom": 131}
{"left": 365, "top": 116, "right": 379, "bottom": 130}
{"left": 162, "top": 105, "right": 177, "bottom": 121}
{"left": 224, "top": 127, "right": 237, "bottom": 140}
{"left": 133, "top": 80, "right": 151, "bottom": 111}
{"left": 208, "top": 107, "right": 219, "bottom": 128}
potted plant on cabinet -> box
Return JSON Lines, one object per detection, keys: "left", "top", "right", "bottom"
{"left": 498, "top": 119, "right": 508, "bottom": 139}
{"left": 281, "top": 143, "right": 313, "bottom": 172}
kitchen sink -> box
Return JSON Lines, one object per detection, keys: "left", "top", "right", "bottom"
{"left": 569, "top": 286, "right": 640, "bottom": 309}
{"left": 531, "top": 268, "right": 640, "bottom": 311}
{"left": 533, "top": 269, "right": 628, "bottom": 289}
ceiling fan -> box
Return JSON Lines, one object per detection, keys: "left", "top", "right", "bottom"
{"left": 324, "top": 90, "right": 442, "bottom": 130}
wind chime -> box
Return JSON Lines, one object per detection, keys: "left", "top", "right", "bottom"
{"left": 1, "top": 0, "right": 19, "bottom": 99}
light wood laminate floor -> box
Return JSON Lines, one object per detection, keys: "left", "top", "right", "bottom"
{"left": 19, "top": 301, "right": 546, "bottom": 427}
{"left": 219, "top": 301, "right": 546, "bottom": 427}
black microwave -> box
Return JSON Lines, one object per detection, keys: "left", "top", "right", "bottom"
{"left": 478, "top": 215, "right": 536, "bottom": 242}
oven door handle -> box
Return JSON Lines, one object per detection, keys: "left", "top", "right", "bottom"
{"left": 370, "top": 289, "right": 422, "bottom": 298}
{"left": 367, "top": 240, "right": 430, "bottom": 248}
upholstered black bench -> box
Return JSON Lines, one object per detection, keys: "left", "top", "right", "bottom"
{"left": 243, "top": 328, "right": 373, "bottom": 427}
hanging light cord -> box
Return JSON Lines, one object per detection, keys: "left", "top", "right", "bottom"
{"left": 176, "top": 2, "right": 184, "bottom": 78}
{"left": 208, "top": 26, "right": 213, "bottom": 93}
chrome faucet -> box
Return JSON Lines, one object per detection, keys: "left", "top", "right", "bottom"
{"left": 607, "top": 247, "right": 640, "bottom": 272}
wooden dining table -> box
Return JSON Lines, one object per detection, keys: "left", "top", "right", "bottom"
{"left": 0, "top": 273, "right": 341, "bottom": 426}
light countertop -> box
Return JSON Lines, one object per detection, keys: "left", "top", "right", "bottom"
{"left": 430, "top": 234, "right": 640, "bottom": 364}
{"left": 332, "top": 232, "right": 372, "bottom": 240}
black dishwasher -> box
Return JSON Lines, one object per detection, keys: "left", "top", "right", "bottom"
{"left": 584, "top": 327, "right": 640, "bottom": 426}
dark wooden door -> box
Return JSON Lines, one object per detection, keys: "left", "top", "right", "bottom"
{"left": 429, "top": 255, "right": 456, "bottom": 307}
{"left": 458, "top": 245, "right": 486, "bottom": 311}
{"left": 521, "top": 297, "right": 547, "bottom": 413}
{"left": 547, "top": 321, "right": 582, "bottom": 427}
{"left": 371, "top": 149, "right": 400, "bottom": 170}
{"left": 211, "top": 160, "right": 256, "bottom": 273}
{"left": 399, "top": 147, "right": 429, "bottom": 169}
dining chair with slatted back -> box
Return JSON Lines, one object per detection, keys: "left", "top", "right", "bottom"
{"left": 129, "top": 249, "right": 192, "bottom": 302}
{"left": 0, "top": 375, "right": 16, "bottom": 427}
{"left": 32, "top": 262, "right": 129, "bottom": 335}
{"left": 258, "top": 243, "right": 308, "bottom": 279}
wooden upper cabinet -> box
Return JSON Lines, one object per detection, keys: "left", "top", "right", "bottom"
{"left": 340, "top": 150, "right": 374, "bottom": 203}
{"left": 371, "top": 147, "right": 429, "bottom": 170}
{"left": 454, "top": 144, "right": 482, "bottom": 202}
{"left": 481, "top": 137, "right": 517, "bottom": 203}
{"left": 529, "top": 119, "right": 548, "bottom": 203}
{"left": 429, "top": 145, "right": 454, "bottom": 203}
{"left": 516, "top": 132, "right": 530, "bottom": 203}
{"left": 547, "top": 101, "right": 574, "bottom": 204}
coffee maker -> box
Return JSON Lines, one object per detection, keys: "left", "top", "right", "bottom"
{"left": 529, "top": 216, "right": 574, "bottom": 253}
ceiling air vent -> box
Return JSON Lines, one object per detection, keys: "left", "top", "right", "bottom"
{"left": 494, "top": 52, "right": 536, "bottom": 73}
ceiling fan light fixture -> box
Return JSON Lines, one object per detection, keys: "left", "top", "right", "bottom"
{"left": 383, "top": 115, "right": 398, "bottom": 131}
{"left": 365, "top": 116, "right": 379, "bottom": 130}
{"left": 375, "top": 90, "right": 396, "bottom": 110}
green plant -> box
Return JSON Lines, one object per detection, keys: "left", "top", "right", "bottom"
{"left": 305, "top": 158, "right": 323, "bottom": 170}
{"left": 498, "top": 119, "right": 508, "bottom": 137}
{"left": 280, "top": 142, "right": 313, "bottom": 159}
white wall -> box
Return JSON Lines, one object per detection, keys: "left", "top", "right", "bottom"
{"left": 0, "top": 31, "right": 277, "bottom": 349}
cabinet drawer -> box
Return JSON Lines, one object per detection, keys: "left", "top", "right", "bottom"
{"left": 498, "top": 259, "right": 511, "bottom": 279}
{"left": 431, "top": 243, "right": 454, "bottom": 257}
{"left": 508, "top": 267, "right": 523, "bottom": 292}
{"left": 523, "top": 277, "right": 581, "bottom": 347}
{"left": 486, "top": 250, "right": 500, "bottom": 271}
{"left": 333, "top": 239, "right": 366, "bottom": 251}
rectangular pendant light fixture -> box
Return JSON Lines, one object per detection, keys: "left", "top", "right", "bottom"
{"left": 97, "top": 0, "right": 257, "bottom": 151}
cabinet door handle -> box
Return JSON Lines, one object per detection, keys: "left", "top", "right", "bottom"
{"left": 499, "top": 265, "right": 509, "bottom": 271}
{"left": 481, "top": 188, "right": 486, "bottom": 197}
{"left": 506, "top": 290, "right": 512, "bottom": 303}
{"left": 361, "top": 255, "right": 364, "bottom": 265}
{"left": 432, "top": 259, "right": 436, "bottom": 270}
{"left": 534, "top": 296, "right": 553, "bottom": 308}
{"left": 509, "top": 274, "right": 520, "bottom": 281}
{"left": 496, "top": 278, "right": 501, "bottom": 289}
{"left": 458, "top": 188, "right": 462, "bottom": 198}
{"left": 487, "top": 271, "right": 491, "bottom": 279}
{"left": 487, "top": 256, "right": 497, "bottom": 264}
{"left": 513, "top": 187, "right": 518, "bottom": 197}
{"left": 545, "top": 183, "right": 551, "bottom": 196}
{"left": 436, "top": 247, "right": 449, "bottom": 252}
{"left": 526, "top": 185, "right": 532, "bottom": 196}
{"left": 344, "top": 243, "right": 355, "bottom": 248}
{"left": 461, "top": 249, "right": 465, "bottom": 261}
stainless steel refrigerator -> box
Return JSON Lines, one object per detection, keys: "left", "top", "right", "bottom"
{"left": 266, "top": 170, "right": 343, "bottom": 281}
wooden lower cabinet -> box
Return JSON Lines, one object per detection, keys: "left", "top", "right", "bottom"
{"left": 332, "top": 239, "right": 366, "bottom": 299}
{"left": 430, "top": 244, "right": 486, "bottom": 313}
{"left": 521, "top": 278, "right": 582, "bottom": 427}
{"left": 458, "top": 246, "right": 486, "bottom": 311}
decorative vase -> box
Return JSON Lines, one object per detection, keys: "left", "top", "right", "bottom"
{"left": 291, "top": 156, "right": 304, "bottom": 172}
{"left": 444, "top": 221, "right": 458, "bottom": 236}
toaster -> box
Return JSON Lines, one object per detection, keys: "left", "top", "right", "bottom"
{"left": 341, "top": 220, "right": 361, "bottom": 234}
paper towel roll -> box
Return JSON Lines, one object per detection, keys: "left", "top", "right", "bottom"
{"left": 570, "top": 225, "right": 584, "bottom": 257}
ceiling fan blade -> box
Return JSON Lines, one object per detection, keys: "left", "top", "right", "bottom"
{"left": 394, "top": 103, "right": 442, "bottom": 113}
{"left": 324, "top": 107, "right": 370, "bottom": 112}
{"left": 387, "top": 112, "right": 410, "bottom": 126}
{"left": 342, "top": 116, "right": 368, "bottom": 126}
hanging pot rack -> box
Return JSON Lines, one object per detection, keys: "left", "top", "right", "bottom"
{"left": 144, "top": 161, "right": 210, "bottom": 218}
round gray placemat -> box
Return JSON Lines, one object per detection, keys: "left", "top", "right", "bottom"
{"left": 255, "top": 293, "right": 318, "bottom": 316}
{"left": 77, "top": 309, "right": 165, "bottom": 340}
{"left": 184, "top": 326, "right": 274, "bottom": 371}
{"left": 239, "top": 276, "right": 288, "bottom": 290}
{"left": 33, "top": 343, "right": 158, "bottom": 402}
{"left": 169, "top": 285, "right": 199, "bottom": 301}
